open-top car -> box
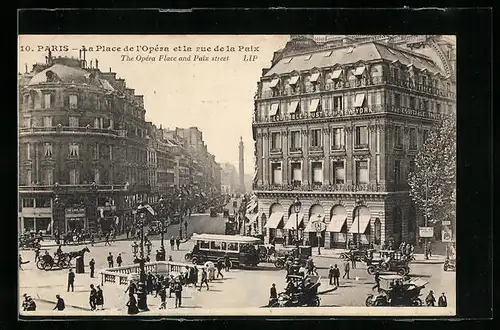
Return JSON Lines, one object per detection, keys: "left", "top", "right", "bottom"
{"left": 269, "top": 274, "right": 321, "bottom": 307}
{"left": 366, "top": 250, "right": 411, "bottom": 276}
{"left": 366, "top": 274, "right": 427, "bottom": 307}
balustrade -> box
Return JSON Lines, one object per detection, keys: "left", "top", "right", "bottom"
{"left": 19, "top": 126, "right": 120, "bottom": 136}
{"left": 254, "top": 183, "right": 409, "bottom": 193}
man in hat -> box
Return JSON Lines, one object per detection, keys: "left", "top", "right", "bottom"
{"left": 328, "top": 265, "right": 334, "bottom": 285}
{"left": 67, "top": 269, "right": 75, "bottom": 292}
{"left": 117, "top": 253, "right": 123, "bottom": 267}
{"left": 426, "top": 290, "right": 436, "bottom": 306}
{"left": 332, "top": 264, "right": 340, "bottom": 287}
{"left": 438, "top": 292, "right": 448, "bottom": 307}
{"left": 89, "top": 284, "right": 97, "bottom": 311}
{"left": 53, "top": 294, "right": 65, "bottom": 311}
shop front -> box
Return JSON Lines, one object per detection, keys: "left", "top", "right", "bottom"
{"left": 65, "top": 207, "right": 87, "bottom": 232}
{"left": 326, "top": 205, "right": 348, "bottom": 248}
{"left": 264, "top": 203, "right": 284, "bottom": 244}
{"left": 349, "top": 205, "right": 371, "bottom": 248}
{"left": 283, "top": 211, "right": 304, "bottom": 246}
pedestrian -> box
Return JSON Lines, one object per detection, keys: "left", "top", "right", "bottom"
{"left": 126, "top": 228, "right": 130, "bottom": 239}
{"left": 67, "top": 269, "right": 75, "bottom": 292}
{"left": 332, "top": 264, "right": 340, "bottom": 286}
{"left": 428, "top": 242, "right": 433, "bottom": 257}
{"left": 146, "top": 272, "right": 154, "bottom": 294}
{"left": 351, "top": 252, "right": 357, "bottom": 269}
{"left": 89, "top": 284, "right": 97, "bottom": 311}
{"left": 426, "top": 290, "right": 436, "bottom": 306}
{"left": 96, "top": 285, "right": 104, "bottom": 310}
{"left": 53, "top": 294, "right": 65, "bottom": 311}
{"left": 216, "top": 258, "right": 224, "bottom": 279}
{"left": 198, "top": 267, "right": 209, "bottom": 291}
{"left": 34, "top": 245, "right": 40, "bottom": 262}
{"left": 175, "top": 237, "right": 181, "bottom": 250}
{"left": 170, "top": 237, "right": 175, "bottom": 250}
{"left": 87, "top": 258, "right": 95, "bottom": 278}
{"left": 90, "top": 232, "right": 95, "bottom": 247}
{"left": 107, "top": 252, "right": 114, "bottom": 268}
{"left": 104, "top": 232, "right": 111, "bottom": 246}
{"left": 136, "top": 282, "right": 149, "bottom": 311}
{"left": 343, "top": 260, "right": 350, "bottom": 279}
{"left": 438, "top": 292, "right": 448, "bottom": 307}
{"left": 372, "top": 272, "right": 381, "bottom": 292}
{"left": 328, "top": 265, "right": 334, "bottom": 285}
{"left": 174, "top": 280, "right": 183, "bottom": 308}
{"left": 23, "top": 296, "right": 36, "bottom": 311}
{"left": 194, "top": 265, "right": 199, "bottom": 284}
{"left": 159, "top": 285, "right": 167, "bottom": 309}
{"left": 125, "top": 281, "right": 137, "bottom": 295}
{"left": 155, "top": 277, "right": 163, "bottom": 297}
{"left": 223, "top": 253, "right": 231, "bottom": 272}
{"left": 155, "top": 250, "right": 161, "bottom": 262}
{"left": 117, "top": 253, "right": 123, "bottom": 267}
{"left": 126, "top": 293, "right": 139, "bottom": 315}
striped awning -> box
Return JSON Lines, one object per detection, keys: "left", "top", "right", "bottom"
{"left": 326, "top": 214, "right": 347, "bottom": 232}
{"left": 265, "top": 212, "right": 284, "bottom": 229}
{"left": 284, "top": 213, "right": 304, "bottom": 230}
{"left": 349, "top": 214, "right": 371, "bottom": 234}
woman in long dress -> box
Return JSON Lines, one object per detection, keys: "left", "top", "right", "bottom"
{"left": 126, "top": 293, "right": 139, "bottom": 315}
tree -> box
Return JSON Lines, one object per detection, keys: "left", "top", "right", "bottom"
{"left": 408, "top": 116, "right": 456, "bottom": 226}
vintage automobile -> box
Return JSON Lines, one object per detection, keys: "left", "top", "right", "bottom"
{"left": 257, "top": 244, "right": 276, "bottom": 263}
{"left": 366, "top": 250, "right": 411, "bottom": 276}
{"left": 222, "top": 209, "right": 230, "bottom": 218}
{"left": 340, "top": 248, "right": 373, "bottom": 262}
{"left": 184, "top": 233, "right": 261, "bottom": 268}
{"left": 366, "top": 275, "right": 427, "bottom": 307}
{"left": 210, "top": 207, "right": 218, "bottom": 218}
{"left": 443, "top": 257, "right": 456, "bottom": 272}
{"left": 269, "top": 274, "right": 321, "bottom": 307}
{"left": 273, "top": 245, "right": 312, "bottom": 269}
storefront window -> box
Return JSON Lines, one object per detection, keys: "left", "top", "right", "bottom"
{"left": 67, "top": 218, "right": 85, "bottom": 231}
{"left": 23, "top": 218, "right": 35, "bottom": 232}
{"left": 22, "top": 198, "right": 34, "bottom": 208}
{"left": 37, "top": 218, "right": 51, "bottom": 233}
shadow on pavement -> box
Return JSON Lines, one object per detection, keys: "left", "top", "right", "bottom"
{"left": 409, "top": 274, "right": 432, "bottom": 278}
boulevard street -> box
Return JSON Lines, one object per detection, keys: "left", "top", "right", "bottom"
{"left": 19, "top": 213, "right": 455, "bottom": 315}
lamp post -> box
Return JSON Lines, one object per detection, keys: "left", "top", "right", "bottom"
{"left": 134, "top": 202, "right": 149, "bottom": 284}
{"left": 293, "top": 197, "right": 301, "bottom": 249}
{"left": 158, "top": 196, "right": 166, "bottom": 253}
{"left": 355, "top": 198, "right": 363, "bottom": 249}
{"left": 316, "top": 214, "right": 323, "bottom": 256}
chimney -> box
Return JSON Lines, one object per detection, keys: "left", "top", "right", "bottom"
{"left": 96, "top": 59, "right": 99, "bottom": 69}
{"left": 109, "top": 67, "right": 111, "bottom": 72}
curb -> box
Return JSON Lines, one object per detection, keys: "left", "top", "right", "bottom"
{"left": 34, "top": 296, "right": 92, "bottom": 311}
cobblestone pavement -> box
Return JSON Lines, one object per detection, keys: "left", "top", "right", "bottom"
{"left": 19, "top": 214, "right": 455, "bottom": 316}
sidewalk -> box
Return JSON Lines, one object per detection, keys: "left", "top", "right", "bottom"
{"left": 311, "top": 248, "right": 446, "bottom": 264}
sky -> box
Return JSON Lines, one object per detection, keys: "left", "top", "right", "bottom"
{"left": 18, "top": 35, "right": 290, "bottom": 174}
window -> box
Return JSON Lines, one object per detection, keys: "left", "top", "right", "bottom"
{"left": 374, "top": 219, "right": 382, "bottom": 245}
{"left": 409, "top": 128, "right": 417, "bottom": 149}
{"left": 291, "top": 162, "right": 302, "bottom": 184}
{"left": 44, "top": 168, "right": 54, "bottom": 185}
{"left": 93, "top": 144, "right": 99, "bottom": 159}
{"left": 69, "top": 94, "right": 78, "bottom": 109}
{"left": 436, "top": 103, "right": 441, "bottom": 113}
{"left": 44, "top": 143, "right": 53, "bottom": 158}
{"left": 332, "top": 127, "right": 344, "bottom": 150}
{"left": 353, "top": 94, "right": 366, "bottom": 108}
{"left": 69, "top": 169, "right": 79, "bottom": 185}
{"left": 35, "top": 198, "right": 51, "bottom": 208}
{"left": 23, "top": 117, "right": 31, "bottom": 128}
{"left": 199, "top": 241, "right": 210, "bottom": 250}
{"left": 109, "top": 145, "right": 113, "bottom": 160}
{"left": 25, "top": 169, "right": 32, "bottom": 185}
{"left": 94, "top": 168, "right": 100, "bottom": 184}
{"left": 271, "top": 163, "right": 282, "bottom": 185}
{"left": 69, "top": 116, "right": 79, "bottom": 128}
{"left": 409, "top": 96, "right": 416, "bottom": 109}
{"left": 26, "top": 143, "right": 31, "bottom": 160}
{"left": 271, "top": 132, "right": 281, "bottom": 150}
{"left": 421, "top": 75, "right": 427, "bottom": 86}
{"left": 333, "top": 161, "right": 345, "bottom": 184}
{"left": 394, "top": 68, "right": 400, "bottom": 81}
{"left": 422, "top": 100, "right": 429, "bottom": 111}
{"left": 311, "top": 162, "right": 323, "bottom": 184}
{"left": 395, "top": 126, "right": 403, "bottom": 148}
{"left": 43, "top": 116, "right": 52, "bottom": 127}
{"left": 311, "top": 129, "right": 322, "bottom": 147}
{"left": 355, "top": 126, "right": 368, "bottom": 147}
{"left": 394, "top": 93, "right": 401, "bottom": 107}
{"left": 227, "top": 242, "right": 238, "bottom": 251}
{"left": 69, "top": 143, "right": 79, "bottom": 158}
{"left": 333, "top": 96, "right": 343, "bottom": 111}
{"left": 355, "top": 160, "right": 369, "bottom": 184}
{"left": 409, "top": 160, "right": 416, "bottom": 173}
{"left": 94, "top": 118, "right": 101, "bottom": 129}
{"left": 22, "top": 198, "right": 35, "bottom": 208}
{"left": 394, "top": 160, "right": 401, "bottom": 185}
{"left": 290, "top": 131, "right": 301, "bottom": 150}
{"left": 210, "top": 241, "right": 222, "bottom": 250}
{"left": 43, "top": 94, "right": 51, "bottom": 109}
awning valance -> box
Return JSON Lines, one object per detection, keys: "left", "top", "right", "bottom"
{"left": 309, "top": 98, "right": 320, "bottom": 113}
{"left": 310, "top": 72, "right": 320, "bottom": 82}
{"left": 289, "top": 76, "right": 299, "bottom": 85}
{"left": 304, "top": 214, "right": 325, "bottom": 232}
{"left": 331, "top": 69, "right": 342, "bottom": 80}
{"left": 349, "top": 214, "right": 371, "bottom": 234}
{"left": 246, "top": 201, "right": 258, "bottom": 213}
{"left": 353, "top": 93, "right": 366, "bottom": 108}
{"left": 326, "top": 214, "right": 347, "bottom": 232}
{"left": 265, "top": 212, "right": 284, "bottom": 229}
{"left": 287, "top": 100, "right": 299, "bottom": 114}
{"left": 284, "top": 213, "right": 305, "bottom": 230}
{"left": 270, "top": 103, "right": 280, "bottom": 116}
{"left": 354, "top": 66, "right": 366, "bottom": 76}
{"left": 270, "top": 78, "right": 280, "bottom": 88}
{"left": 245, "top": 212, "right": 259, "bottom": 224}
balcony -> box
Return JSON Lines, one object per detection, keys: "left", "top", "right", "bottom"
{"left": 18, "top": 183, "right": 130, "bottom": 194}
{"left": 270, "top": 148, "right": 282, "bottom": 155}
{"left": 289, "top": 147, "right": 302, "bottom": 153}
{"left": 253, "top": 104, "right": 451, "bottom": 125}
{"left": 257, "top": 75, "right": 454, "bottom": 100}
{"left": 254, "top": 183, "right": 409, "bottom": 193}
{"left": 19, "top": 126, "right": 122, "bottom": 137}
{"left": 309, "top": 145, "right": 323, "bottom": 153}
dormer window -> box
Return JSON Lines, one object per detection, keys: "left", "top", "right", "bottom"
{"left": 331, "top": 69, "right": 342, "bottom": 81}
{"left": 270, "top": 77, "right": 280, "bottom": 97}
{"left": 310, "top": 72, "right": 320, "bottom": 91}
{"left": 354, "top": 66, "right": 366, "bottom": 76}
{"left": 45, "top": 70, "right": 56, "bottom": 82}
{"left": 269, "top": 103, "right": 280, "bottom": 117}
{"left": 43, "top": 93, "right": 51, "bottom": 109}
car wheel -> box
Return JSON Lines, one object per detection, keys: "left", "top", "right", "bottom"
{"left": 191, "top": 257, "right": 198, "bottom": 265}
{"left": 365, "top": 296, "right": 373, "bottom": 307}
{"left": 43, "top": 262, "right": 52, "bottom": 271}
{"left": 184, "top": 253, "right": 192, "bottom": 261}
{"left": 413, "top": 298, "right": 423, "bottom": 306}
{"left": 367, "top": 266, "right": 376, "bottom": 275}
{"left": 36, "top": 260, "right": 44, "bottom": 270}
{"left": 397, "top": 268, "right": 406, "bottom": 276}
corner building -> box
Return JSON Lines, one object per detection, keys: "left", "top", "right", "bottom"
{"left": 18, "top": 55, "right": 150, "bottom": 234}
{"left": 252, "top": 35, "right": 455, "bottom": 249}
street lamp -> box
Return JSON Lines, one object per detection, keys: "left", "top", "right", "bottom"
{"left": 135, "top": 202, "right": 147, "bottom": 283}
{"left": 293, "top": 197, "right": 301, "bottom": 248}
{"left": 158, "top": 196, "right": 166, "bottom": 255}
{"left": 355, "top": 198, "right": 363, "bottom": 249}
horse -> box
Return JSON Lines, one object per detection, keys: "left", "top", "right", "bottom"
{"left": 67, "top": 246, "right": 90, "bottom": 262}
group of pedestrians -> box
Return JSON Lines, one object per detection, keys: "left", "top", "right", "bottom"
{"left": 398, "top": 241, "right": 415, "bottom": 258}
{"left": 328, "top": 260, "right": 352, "bottom": 287}
{"left": 89, "top": 284, "right": 105, "bottom": 311}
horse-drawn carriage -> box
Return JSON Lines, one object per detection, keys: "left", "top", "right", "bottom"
{"left": 366, "top": 274, "right": 427, "bottom": 307}
{"left": 36, "top": 247, "right": 90, "bottom": 271}
{"left": 365, "top": 250, "right": 411, "bottom": 276}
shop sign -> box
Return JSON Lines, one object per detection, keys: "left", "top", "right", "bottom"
{"left": 65, "top": 207, "right": 86, "bottom": 218}
{"left": 419, "top": 227, "right": 434, "bottom": 238}
{"left": 442, "top": 220, "right": 451, "bottom": 226}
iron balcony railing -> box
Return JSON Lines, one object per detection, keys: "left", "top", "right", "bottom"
{"left": 254, "top": 183, "right": 409, "bottom": 193}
